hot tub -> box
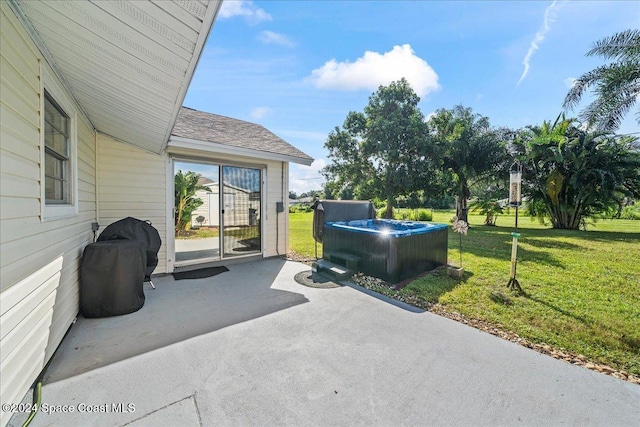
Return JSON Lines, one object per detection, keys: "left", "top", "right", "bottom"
{"left": 322, "top": 219, "right": 448, "bottom": 282}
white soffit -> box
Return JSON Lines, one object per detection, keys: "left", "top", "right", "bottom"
{"left": 13, "top": 0, "right": 220, "bottom": 154}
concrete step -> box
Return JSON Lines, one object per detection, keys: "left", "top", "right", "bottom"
{"left": 328, "top": 252, "right": 361, "bottom": 270}
{"left": 312, "top": 259, "right": 354, "bottom": 282}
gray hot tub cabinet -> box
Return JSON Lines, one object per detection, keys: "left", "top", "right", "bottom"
{"left": 322, "top": 219, "right": 449, "bottom": 283}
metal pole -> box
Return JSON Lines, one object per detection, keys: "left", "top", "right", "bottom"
{"left": 507, "top": 205, "right": 522, "bottom": 292}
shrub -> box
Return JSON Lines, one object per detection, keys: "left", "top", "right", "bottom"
{"left": 379, "top": 208, "right": 433, "bottom": 221}
{"left": 620, "top": 204, "right": 640, "bottom": 220}
{"left": 413, "top": 208, "right": 433, "bottom": 221}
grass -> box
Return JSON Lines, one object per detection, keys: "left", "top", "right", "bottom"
{"left": 176, "top": 226, "right": 259, "bottom": 240}
{"left": 288, "top": 210, "right": 640, "bottom": 375}
{"left": 289, "top": 212, "right": 322, "bottom": 259}
{"left": 176, "top": 227, "right": 220, "bottom": 239}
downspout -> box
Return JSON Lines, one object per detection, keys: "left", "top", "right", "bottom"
{"left": 94, "top": 132, "right": 100, "bottom": 239}
{"left": 276, "top": 161, "right": 285, "bottom": 256}
{"left": 91, "top": 132, "right": 100, "bottom": 243}
{"left": 283, "top": 162, "right": 289, "bottom": 255}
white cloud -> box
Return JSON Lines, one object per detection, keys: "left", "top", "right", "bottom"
{"left": 517, "top": 0, "right": 562, "bottom": 86}
{"left": 289, "top": 159, "right": 327, "bottom": 195}
{"left": 258, "top": 31, "right": 295, "bottom": 47}
{"left": 308, "top": 158, "right": 326, "bottom": 172}
{"left": 564, "top": 77, "right": 577, "bottom": 89}
{"left": 218, "top": 1, "right": 272, "bottom": 24}
{"left": 306, "top": 44, "right": 440, "bottom": 98}
{"left": 250, "top": 107, "right": 271, "bottom": 119}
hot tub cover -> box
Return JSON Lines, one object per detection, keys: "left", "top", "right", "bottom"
{"left": 312, "top": 200, "right": 376, "bottom": 243}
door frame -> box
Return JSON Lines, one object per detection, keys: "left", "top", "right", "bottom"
{"left": 167, "top": 155, "right": 266, "bottom": 272}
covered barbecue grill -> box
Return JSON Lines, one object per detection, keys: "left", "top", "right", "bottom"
{"left": 80, "top": 217, "right": 161, "bottom": 317}
{"left": 97, "top": 217, "right": 162, "bottom": 287}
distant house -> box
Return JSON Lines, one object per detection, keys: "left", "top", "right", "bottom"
{"left": 0, "top": 2, "right": 311, "bottom": 424}
{"left": 191, "top": 180, "right": 255, "bottom": 228}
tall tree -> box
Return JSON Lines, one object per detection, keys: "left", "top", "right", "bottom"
{"left": 428, "top": 105, "right": 508, "bottom": 222}
{"left": 174, "top": 171, "right": 210, "bottom": 232}
{"left": 521, "top": 116, "right": 640, "bottom": 229}
{"left": 563, "top": 29, "right": 640, "bottom": 132}
{"left": 323, "top": 78, "right": 434, "bottom": 217}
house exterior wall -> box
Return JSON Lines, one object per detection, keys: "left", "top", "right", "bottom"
{"left": 0, "top": 4, "right": 96, "bottom": 424}
{"left": 265, "top": 159, "right": 289, "bottom": 257}
{"left": 96, "top": 141, "right": 290, "bottom": 272}
{"left": 168, "top": 147, "right": 289, "bottom": 264}
{"left": 96, "top": 134, "right": 168, "bottom": 273}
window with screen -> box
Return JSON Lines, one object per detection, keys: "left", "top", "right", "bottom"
{"left": 44, "top": 91, "right": 70, "bottom": 204}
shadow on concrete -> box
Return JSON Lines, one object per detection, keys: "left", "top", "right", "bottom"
{"left": 43, "top": 258, "right": 308, "bottom": 384}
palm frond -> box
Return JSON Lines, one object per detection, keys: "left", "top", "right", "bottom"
{"left": 587, "top": 29, "right": 640, "bottom": 61}
{"left": 562, "top": 65, "right": 613, "bottom": 110}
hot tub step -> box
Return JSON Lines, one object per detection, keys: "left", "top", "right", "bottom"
{"left": 313, "top": 259, "right": 354, "bottom": 281}
{"left": 329, "top": 252, "right": 361, "bottom": 270}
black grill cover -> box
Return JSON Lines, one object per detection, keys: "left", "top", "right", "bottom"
{"left": 97, "top": 217, "right": 161, "bottom": 279}
{"left": 80, "top": 240, "right": 146, "bottom": 317}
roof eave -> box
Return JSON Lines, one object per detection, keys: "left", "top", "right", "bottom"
{"left": 168, "top": 136, "right": 315, "bottom": 166}
{"left": 159, "top": 3, "right": 222, "bottom": 154}
{"left": 10, "top": 0, "right": 223, "bottom": 155}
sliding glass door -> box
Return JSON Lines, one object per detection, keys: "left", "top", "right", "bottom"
{"left": 222, "top": 166, "right": 261, "bottom": 257}
{"left": 173, "top": 161, "right": 262, "bottom": 265}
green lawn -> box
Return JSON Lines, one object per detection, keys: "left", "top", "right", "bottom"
{"left": 288, "top": 210, "right": 640, "bottom": 376}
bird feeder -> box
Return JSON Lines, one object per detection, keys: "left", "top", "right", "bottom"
{"left": 509, "top": 162, "right": 523, "bottom": 208}
{"left": 507, "top": 161, "right": 523, "bottom": 292}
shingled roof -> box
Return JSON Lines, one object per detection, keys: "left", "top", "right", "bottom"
{"left": 171, "top": 107, "right": 313, "bottom": 165}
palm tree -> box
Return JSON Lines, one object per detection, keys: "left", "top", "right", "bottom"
{"left": 428, "top": 105, "right": 507, "bottom": 222}
{"left": 174, "top": 170, "right": 210, "bottom": 232}
{"left": 522, "top": 116, "right": 640, "bottom": 229}
{"left": 563, "top": 29, "right": 640, "bottom": 132}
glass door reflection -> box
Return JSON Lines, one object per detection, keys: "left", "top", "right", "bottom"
{"left": 222, "top": 166, "right": 261, "bottom": 257}
{"left": 174, "top": 161, "right": 221, "bottom": 263}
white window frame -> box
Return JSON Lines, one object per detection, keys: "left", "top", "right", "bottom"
{"left": 40, "top": 67, "right": 78, "bottom": 220}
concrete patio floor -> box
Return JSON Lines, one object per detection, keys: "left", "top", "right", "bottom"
{"left": 11, "top": 259, "right": 640, "bottom": 426}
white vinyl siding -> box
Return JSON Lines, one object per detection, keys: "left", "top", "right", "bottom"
{"left": 96, "top": 134, "right": 168, "bottom": 273}
{"left": 0, "top": 3, "right": 96, "bottom": 426}
{"left": 265, "top": 161, "right": 289, "bottom": 257}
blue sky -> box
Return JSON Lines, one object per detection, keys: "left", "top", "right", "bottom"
{"left": 183, "top": 0, "right": 640, "bottom": 195}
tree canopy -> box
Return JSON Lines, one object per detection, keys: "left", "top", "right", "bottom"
{"left": 323, "top": 78, "right": 435, "bottom": 217}
{"left": 563, "top": 29, "right": 640, "bottom": 132}
{"left": 517, "top": 116, "right": 640, "bottom": 229}
{"left": 428, "top": 105, "right": 508, "bottom": 222}
{"left": 174, "top": 170, "right": 210, "bottom": 231}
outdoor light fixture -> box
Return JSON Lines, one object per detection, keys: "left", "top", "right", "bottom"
{"left": 507, "top": 161, "right": 523, "bottom": 292}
